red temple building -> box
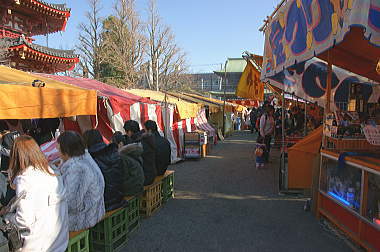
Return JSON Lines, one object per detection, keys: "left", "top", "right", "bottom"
{"left": 0, "top": 0, "right": 79, "bottom": 73}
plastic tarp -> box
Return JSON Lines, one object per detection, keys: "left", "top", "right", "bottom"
{"left": 261, "top": 0, "right": 380, "bottom": 82}
{"left": 127, "top": 89, "right": 201, "bottom": 119}
{"left": 288, "top": 126, "right": 323, "bottom": 189}
{"left": 0, "top": 66, "right": 97, "bottom": 119}
{"left": 267, "top": 58, "right": 380, "bottom": 109}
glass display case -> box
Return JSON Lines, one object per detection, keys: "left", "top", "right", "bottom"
{"left": 319, "top": 150, "right": 380, "bottom": 251}
{"left": 320, "top": 156, "right": 362, "bottom": 212}
{"left": 367, "top": 173, "right": 380, "bottom": 227}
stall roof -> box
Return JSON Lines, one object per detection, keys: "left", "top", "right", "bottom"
{"left": 166, "top": 92, "right": 221, "bottom": 113}
{"left": 0, "top": 66, "right": 97, "bottom": 119}
{"left": 127, "top": 89, "right": 201, "bottom": 119}
{"left": 38, "top": 74, "right": 156, "bottom": 105}
{"left": 183, "top": 93, "right": 243, "bottom": 112}
{"left": 261, "top": 0, "right": 380, "bottom": 82}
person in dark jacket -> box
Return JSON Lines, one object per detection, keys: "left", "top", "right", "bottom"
{"left": 117, "top": 141, "right": 145, "bottom": 196}
{"left": 144, "top": 120, "right": 171, "bottom": 176}
{"left": 83, "top": 129, "right": 126, "bottom": 211}
{"left": 124, "top": 120, "right": 157, "bottom": 186}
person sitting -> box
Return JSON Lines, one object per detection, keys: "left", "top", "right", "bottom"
{"left": 144, "top": 120, "right": 171, "bottom": 176}
{"left": 112, "top": 132, "right": 145, "bottom": 197}
{"left": 123, "top": 120, "right": 157, "bottom": 186}
{"left": 57, "top": 131, "right": 105, "bottom": 231}
{"left": 7, "top": 135, "right": 68, "bottom": 251}
{"left": 83, "top": 129, "right": 126, "bottom": 211}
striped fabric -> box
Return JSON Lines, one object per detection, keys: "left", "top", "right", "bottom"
{"left": 195, "top": 108, "right": 217, "bottom": 143}
{"left": 40, "top": 140, "right": 60, "bottom": 163}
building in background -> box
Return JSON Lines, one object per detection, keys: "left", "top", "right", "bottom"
{"left": 190, "top": 58, "right": 247, "bottom": 100}
{"left": 0, "top": 0, "right": 79, "bottom": 73}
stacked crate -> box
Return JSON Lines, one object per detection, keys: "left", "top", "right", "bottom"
{"left": 89, "top": 196, "right": 140, "bottom": 252}
{"left": 140, "top": 180, "right": 162, "bottom": 217}
{"left": 162, "top": 171, "right": 175, "bottom": 203}
{"left": 66, "top": 230, "right": 89, "bottom": 252}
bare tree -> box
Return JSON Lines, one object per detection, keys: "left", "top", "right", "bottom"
{"left": 0, "top": 39, "right": 12, "bottom": 65}
{"left": 77, "top": 0, "right": 103, "bottom": 79}
{"left": 146, "top": 0, "right": 188, "bottom": 91}
{"left": 100, "top": 0, "right": 146, "bottom": 88}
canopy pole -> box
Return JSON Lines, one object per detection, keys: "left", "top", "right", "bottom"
{"left": 281, "top": 90, "right": 286, "bottom": 191}
{"left": 326, "top": 51, "right": 333, "bottom": 113}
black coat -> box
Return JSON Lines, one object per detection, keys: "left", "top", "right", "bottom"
{"left": 153, "top": 132, "right": 171, "bottom": 176}
{"left": 119, "top": 143, "right": 145, "bottom": 196}
{"left": 88, "top": 143, "right": 125, "bottom": 211}
{"left": 129, "top": 131, "right": 157, "bottom": 186}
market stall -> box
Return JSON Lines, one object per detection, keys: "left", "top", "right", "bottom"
{"left": 260, "top": 0, "right": 380, "bottom": 249}
{"left": 127, "top": 89, "right": 200, "bottom": 160}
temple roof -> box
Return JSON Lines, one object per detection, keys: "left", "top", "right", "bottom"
{"left": 9, "top": 36, "right": 78, "bottom": 59}
{"left": 32, "top": 1, "right": 70, "bottom": 12}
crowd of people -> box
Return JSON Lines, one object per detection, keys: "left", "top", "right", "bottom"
{"left": 0, "top": 119, "right": 171, "bottom": 251}
{"left": 250, "top": 101, "right": 323, "bottom": 170}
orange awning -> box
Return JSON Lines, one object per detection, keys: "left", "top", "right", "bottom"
{"left": 0, "top": 66, "right": 97, "bottom": 119}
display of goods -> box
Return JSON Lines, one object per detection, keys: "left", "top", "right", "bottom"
{"left": 362, "top": 124, "right": 380, "bottom": 146}
{"left": 325, "top": 136, "right": 380, "bottom": 151}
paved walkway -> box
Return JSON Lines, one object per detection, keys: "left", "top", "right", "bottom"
{"left": 124, "top": 132, "right": 350, "bottom": 252}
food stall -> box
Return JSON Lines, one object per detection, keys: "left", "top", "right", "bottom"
{"left": 260, "top": 0, "right": 380, "bottom": 249}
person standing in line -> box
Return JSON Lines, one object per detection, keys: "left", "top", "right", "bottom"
{"left": 144, "top": 120, "right": 171, "bottom": 176}
{"left": 260, "top": 105, "right": 275, "bottom": 162}
{"left": 57, "top": 131, "right": 105, "bottom": 231}
{"left": 7, "top": 135, "right": 68, "bottom": 251}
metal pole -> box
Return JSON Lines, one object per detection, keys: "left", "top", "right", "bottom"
{"left": 281, "top": 91, "right": 286, "bottom": 191}
{"left": 222, "top": 60, "right": 228, "bottom": 137}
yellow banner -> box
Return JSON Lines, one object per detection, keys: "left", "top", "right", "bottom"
{"left": 236, "top": 61, "right": 264, "bottom": 101}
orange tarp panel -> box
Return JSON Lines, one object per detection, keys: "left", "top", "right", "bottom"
{"left": 0, "top": 66, "right": 97, "bottom": 119}
{"left": 288, "top": 126, "right": 322, "bottom": 189}
{"left": 0, "top": 84, "right": 97, "bottom": 119}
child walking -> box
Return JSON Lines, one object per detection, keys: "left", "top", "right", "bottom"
{"left": 255, "top": 136, "right": 266, "bottom": 169}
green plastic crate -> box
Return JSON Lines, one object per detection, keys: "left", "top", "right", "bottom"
{"left": 89, "top": 208, "right": 128, "bottom": 252}
{"left": 66, "top": 230, "right": 89, "bottom": 252}
{"left": 127, "top": 197, "right": 140, "bottom": 234}
{"left": 162, "top": 173, "right": 174, "bottom": 202}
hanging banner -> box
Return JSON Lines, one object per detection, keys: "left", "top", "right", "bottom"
{"left": 267, "top": 58, "right": 380, "bottom": 110}
{"left": 236, "top": 61, "right": 264, "bottom": 101}
{"left": 261, "top": 0, "right": 380, "bottom": 81}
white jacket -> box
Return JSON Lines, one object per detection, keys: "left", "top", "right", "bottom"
{"left": 60, "top": 151, "right": 105, "bottom": 231}
{"left": 10, "top": 166, "right": 68, "bottom": 252}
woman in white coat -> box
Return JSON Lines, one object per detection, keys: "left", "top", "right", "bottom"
{"left": 8, "top": 135, "right": 68, "bottom": 252}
